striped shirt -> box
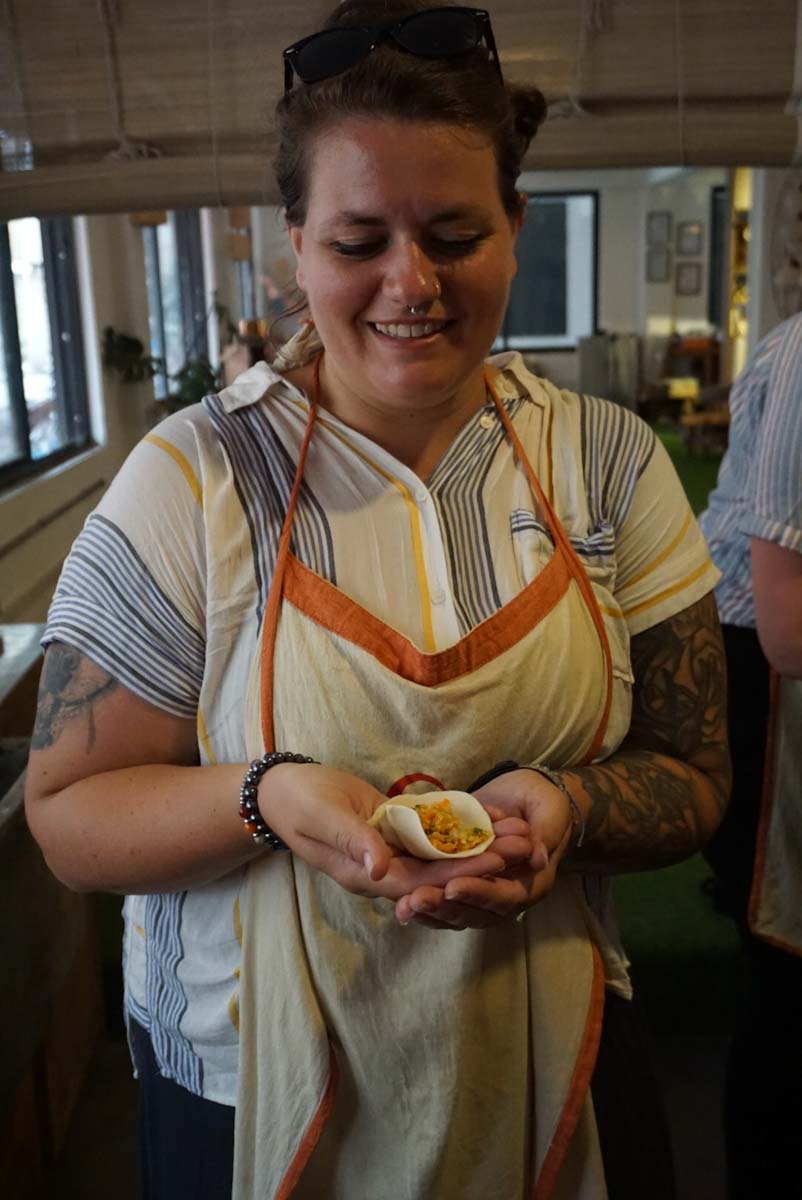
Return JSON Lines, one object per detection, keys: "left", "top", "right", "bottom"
{"left": 699, "top": 314, "right": 802, "bottom": 627}
{"left": 44, "top": 352, "right": 718, "bottom": 1103}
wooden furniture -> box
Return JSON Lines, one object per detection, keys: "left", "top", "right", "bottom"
{"left": 0, "top": 627, "right": 104, "bottom": 1198}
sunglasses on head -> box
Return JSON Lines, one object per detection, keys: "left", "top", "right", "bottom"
{"left": 283, "top": 6, "right": 502, "bottom": 93}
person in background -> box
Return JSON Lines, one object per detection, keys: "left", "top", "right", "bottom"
{"left": 25, "top": 3, "right": 730, "bottom": 1196}
{"left": 699, "top": 311, "right": 802, "bottom": 1200}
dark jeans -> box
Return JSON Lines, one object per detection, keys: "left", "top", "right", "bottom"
{"left": 702, "top": 623, "right": 802, "bottom": 1199}
{"left": 131, "top": 988, "right": 674, "bottom": 1200}
{"left": 130, "top": 1019, "right": 235, "bottom": 1200}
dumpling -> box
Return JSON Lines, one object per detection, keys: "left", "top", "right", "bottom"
{"left": 369, "top": 790, "right": 495, "bottom": 860}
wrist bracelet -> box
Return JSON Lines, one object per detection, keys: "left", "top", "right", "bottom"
{"left": 239, "top": 751, "right": 317, "bottom": 850}
{"left": 523, "top": 764, "right": 585, "bottom": 848}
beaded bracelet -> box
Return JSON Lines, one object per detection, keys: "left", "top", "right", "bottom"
{"left": 523, "top": 764, "right": 586, "bottom": 848}
{"left": 239, "top": 751, "right": 317, "bottom": 850}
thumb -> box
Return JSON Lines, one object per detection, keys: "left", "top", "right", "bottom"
{"left": 356, "top": 824, "right": 392, "bottom": 881}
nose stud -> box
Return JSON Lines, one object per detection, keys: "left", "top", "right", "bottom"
{"left": 407, "top": 304, "right": 426, "bottom": 316}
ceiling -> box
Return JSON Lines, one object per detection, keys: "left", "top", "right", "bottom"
{"left": 0, "top": 0, "right": 799, "bottom": 217}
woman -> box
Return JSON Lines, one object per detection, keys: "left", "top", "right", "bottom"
{"left": 25, "top": 3, "right": 730, "bottom": 1197}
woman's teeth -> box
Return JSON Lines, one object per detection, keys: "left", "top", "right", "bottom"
{"left": 373, "top": 321, "right": 444, "bottom": 339}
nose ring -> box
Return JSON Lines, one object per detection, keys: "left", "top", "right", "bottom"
{"left": 406, "top": 279, "right": 441, "bottom": 316}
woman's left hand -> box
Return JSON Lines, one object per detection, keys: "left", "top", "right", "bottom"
{"left": 393, "top": 769, "right": 576, "bottom": 929}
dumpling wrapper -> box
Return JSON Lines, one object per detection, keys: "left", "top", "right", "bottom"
{"left": 368, "top": 790, "right": 495, "bottom": 860}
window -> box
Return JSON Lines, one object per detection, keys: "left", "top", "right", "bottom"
{"left": 143, "top": 210, "right": 209, "bottom": 399}
{"left": 497, "top": 192, "right": 598, "bottom": 352}
{"left": 0, "top": 217, "right": 90, "bottom": 485}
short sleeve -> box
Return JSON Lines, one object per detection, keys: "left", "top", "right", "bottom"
{"left": 613, "top": 436, "right": 720, "bottom": 636}
{"left": 740, "top": 317, "right": 802, "bottom": 554}
{"left": 44, "top": 414, "right": 208, "bottom": 718}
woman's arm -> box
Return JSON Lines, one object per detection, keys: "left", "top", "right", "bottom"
{"left": 25, "top": 644, "right": 529, "bottom": 896}
{"left": 561, "top": 590, "right": 731, "bottom": 872}
{"left": 750, "top": 538, "right": 802, "bottom": 678}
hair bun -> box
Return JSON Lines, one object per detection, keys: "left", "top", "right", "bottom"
{"left": 510, "top": 87, "right": 548, "bottom": 146}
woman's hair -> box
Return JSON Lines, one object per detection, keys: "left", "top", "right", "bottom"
{"left": 274, "top": 0, "right": 547, "bottom": 224}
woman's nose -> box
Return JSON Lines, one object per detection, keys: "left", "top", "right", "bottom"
{"left": 381, "top": 241, "right": 442, "bottom": 309}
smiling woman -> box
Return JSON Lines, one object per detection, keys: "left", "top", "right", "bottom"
{"left": 24, "top": 3, "right": 729, "bottom": 1199}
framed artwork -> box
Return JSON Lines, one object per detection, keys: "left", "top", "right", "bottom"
{"left": 646, "top": 248, "right": 671, "bottom": 283}
{"left": 677, "top": 220, "right": 703, "bottom": 256}
{"left": 676, "top": 261, "right": 702, "bottom": 296}
{"left": 646, "top": 210, "right": 672, "bottom": 246}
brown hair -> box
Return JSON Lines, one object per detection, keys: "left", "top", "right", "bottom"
{"left": 274, "top": 0, "right": 547, "bottom": 225}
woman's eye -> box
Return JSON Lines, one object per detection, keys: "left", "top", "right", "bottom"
{"left": 331, "top": 240, "right": 385, "bottom": 258}
{"left": 430, "top": 234, "right": 484, "bottom": 257}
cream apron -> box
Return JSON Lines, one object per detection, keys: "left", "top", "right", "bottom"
{"left": 749, "top": 674, "right": 802, "bottom": 956}
{"left": 234, "top": 362, "right": 619, "bottom": 1199}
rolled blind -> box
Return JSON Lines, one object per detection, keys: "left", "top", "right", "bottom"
{"left": 0, "top": 0, "right": 798, "bottom": 218}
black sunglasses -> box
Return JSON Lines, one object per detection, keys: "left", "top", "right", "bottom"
{"left": 283, "top": 6, "right": 502, "bottom": 93}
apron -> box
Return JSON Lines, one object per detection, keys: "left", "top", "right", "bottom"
{"left": 234, "top": 358, "right": 617, "bottom": 1200}
{"left": 749, "top": 674, "right": 802, "bottom": 956}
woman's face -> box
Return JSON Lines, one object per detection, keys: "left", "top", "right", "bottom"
{"left": 288, "top": 117, "right": 521, "bottom": 419}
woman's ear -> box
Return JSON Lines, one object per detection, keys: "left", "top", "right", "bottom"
{"left": 288, "top": 223, "right": 305, "bottom": 290}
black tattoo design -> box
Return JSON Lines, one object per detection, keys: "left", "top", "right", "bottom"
{"left": 566, "top": 593, "right": 731, "bottom": 869}
{"left": 31, "top": 644, "right": 119, "bottom": 752}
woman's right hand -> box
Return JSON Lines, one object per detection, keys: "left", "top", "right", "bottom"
{"left": 259, "top": 763, "right": 533, "bottom": 902}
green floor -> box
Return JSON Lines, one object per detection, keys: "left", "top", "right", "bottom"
{"left": 612, "top": 425, "right": 740, "bottom": 1033}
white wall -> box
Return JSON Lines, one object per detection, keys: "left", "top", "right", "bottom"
{"left": 642, "top": 167, "right": 727, "bottom": 338}
{"left": 0, "top": 214, "right": 155, "bottom": 621}
{"left": 747, "top": 168, "right": 790, "bottom": 352}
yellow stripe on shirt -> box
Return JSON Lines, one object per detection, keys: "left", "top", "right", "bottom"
{"left": 619, "top": 558, "right": 714, "bottom": 619}
{"left": 197, "top": 708, "right": 217, "bottom": 764}
{"left": 145, "top": 434, "right": 203, "bottom": 509}
{"left": 618, "top": 508, "right": 693, "bottom": 592}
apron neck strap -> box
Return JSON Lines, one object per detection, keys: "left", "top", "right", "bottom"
{"left": 259, "top": 354, "right": 320, "bottom": 752}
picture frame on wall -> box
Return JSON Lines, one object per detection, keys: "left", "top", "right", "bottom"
{"left": 676, "top": 220, "right": 703, "bottom": 256}
{"left": 646, "top": 210, "right": 672, "bottom": 246}
{"left": 676, "top": 261, "right": 702, "bottom": 296}
{"left": 646, "top": 248, "right": 671, "bottom": 283}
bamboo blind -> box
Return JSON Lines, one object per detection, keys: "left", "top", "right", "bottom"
{"left": 0, "top": 0, "right": 798, "bottom": 218}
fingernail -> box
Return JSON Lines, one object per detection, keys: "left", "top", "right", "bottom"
{"left": 398, "top": 916, "right": 410, "bottom": 927}
{"left": 363, "top": 852, "right": 374, "bottom": 876}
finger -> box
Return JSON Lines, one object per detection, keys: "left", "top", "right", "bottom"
{"left": 489, "top": 833, "right": 532, "bottom": 864}
{"left": 392, "top": 848, "right": 507, "bottom": 891}
{"left": 443, "top": 874, "right": 529, "bottom": 915}
{"left": 490, "top": 817, "right": 530, "bottom": 838}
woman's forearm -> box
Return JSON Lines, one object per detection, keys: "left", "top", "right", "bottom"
{"left": 26, "top": 762, "right": 262, "bottom": 894}
{"left": 561, "top": 743, "right": 729, "bottom": 874}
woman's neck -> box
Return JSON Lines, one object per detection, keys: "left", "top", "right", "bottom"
{"left": 289, "top": 356, "right": 488, "bottom": 482}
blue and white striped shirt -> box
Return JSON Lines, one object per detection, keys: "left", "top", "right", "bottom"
{"left": 44, "top": 354, "right": 717, "bottom": 1102}
{"left": 700, "top": 315, "right": 802, "bottom": 628}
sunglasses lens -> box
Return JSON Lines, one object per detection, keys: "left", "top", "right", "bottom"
{"left": 293, "top": 28, "right": 374, "bottom": 83}
{"left": 394, "top": 10, "right": 482, "bottom": 58}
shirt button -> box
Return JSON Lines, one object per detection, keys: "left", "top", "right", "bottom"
{"left": 416, "top": 488, "right": 429, "bottom": 504}
{"left": 430, "top": 588, "right": 446, "bottom": 605}
{"left": 479, "top": 412, "right": 495, "bottom": 430}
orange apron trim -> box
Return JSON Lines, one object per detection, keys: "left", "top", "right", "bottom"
{"left": 275, "top": 1043, "right": 340, "bottom": 1200}
{"left": 487, "top": 371, "right": 613, "bottom": 765}
{"left": 532, "top": 943, "right": 606, "bottom": 1200}
{"left": 282, "top": 546, "right": 571, "bottom": 687}
{"left": 748, "top": 672, "right": 802, "bottom": 958}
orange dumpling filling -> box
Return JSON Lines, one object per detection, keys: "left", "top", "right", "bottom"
{"left": 413, "top": 798, "right": 488, "bottom": 854}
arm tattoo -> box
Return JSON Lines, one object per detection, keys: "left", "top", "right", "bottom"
{"left": 31, "top": 644, "right": 119, "bottom": 752}
{"left": 566, "top": 592, "right": 731, "bottom": 869}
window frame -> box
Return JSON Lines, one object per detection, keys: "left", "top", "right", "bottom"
{"left": 497, "top": 189, "right": 600, "bottom": 355}
{"left": 0, "top": 216, "right": 92, "bottom": 490}
{"left": 143, "top": 209, "right": 209, "bottom": 400}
